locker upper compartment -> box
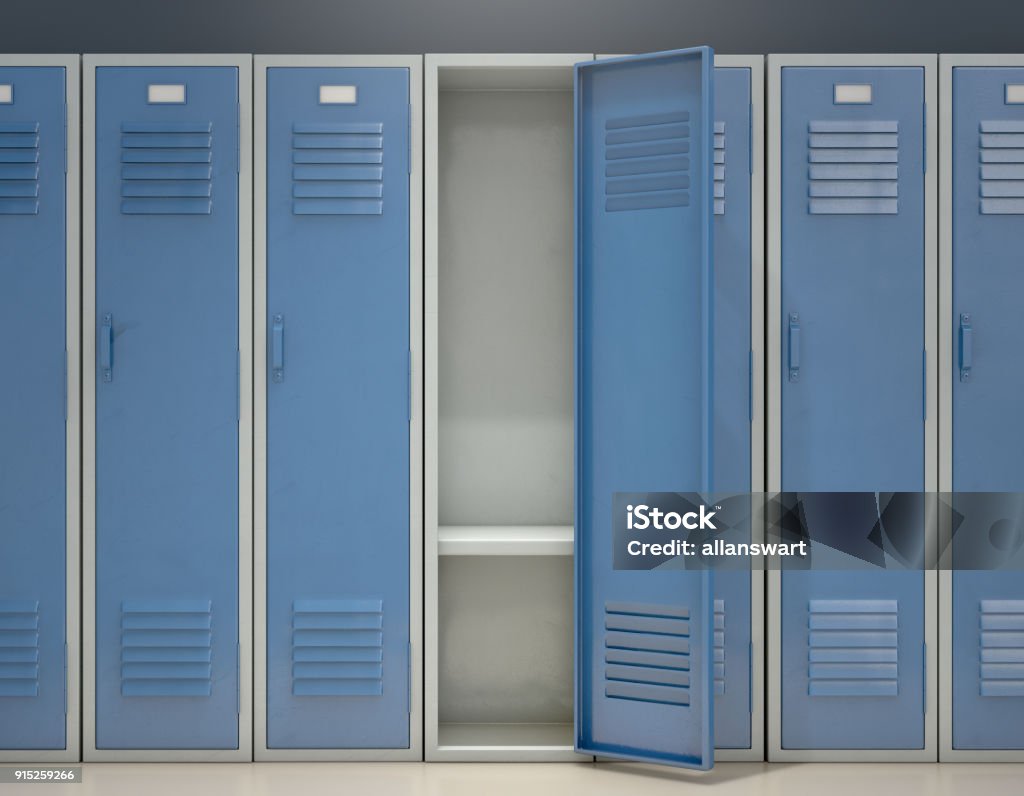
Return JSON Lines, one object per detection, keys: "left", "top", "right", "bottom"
{"left": 577, "top": 49, "right": 713, "bottom": 218}
{"left": 0, "top": 66, "right": 65, "bottom": 218}
{"left": 267, "top": 66, "right": 409, "bottom": 217}
{"left": 781, "top": 66, "right": 925, "bottom": 218}
{"left": 96, "top": 66, "right": 239, "bottom": 217}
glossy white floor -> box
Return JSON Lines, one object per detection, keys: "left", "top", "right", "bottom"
{"left": 3, "top": 763, "right": 1023, "bottom": 795}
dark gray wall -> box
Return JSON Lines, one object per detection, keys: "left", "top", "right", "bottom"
{"left": 2, "top": 0, "right": 1022, "bottom": 54}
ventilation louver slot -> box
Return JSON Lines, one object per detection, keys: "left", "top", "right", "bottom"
{"left": 604, "top": 601, "right": 691, "bottom": 706}
{"left": 291, "top": 122, "right": 384, "bottom": 215}
{"left": 807, "top": 120, "right": 899, "bottom": 214}
{"left": 604, "top": 110, "right": 690, "bottom": 212}
{"left": 713, "top": 121, "right": 725, "bottom": 215}
{"left": 713, "top": 598, "right": 726, "bottom": 695}
{"left": 979, "top": 599, "right": 1024, "bottom": 697}
{"left": 807, "top": 599, "right": 898, "bottom": 697}
{"left": 120, "top": 121, "right": 213, "bottom": 215}
{"left": 292, "top": 599, "right": 384, "bottom": 696}
{"left": 0, "top": 599, "right": 40, "bottom": 697}
{"left": 0, "top": 122, "right": 40, "bottom": 215}
{"left": 979, "top": 121, "right": 1024, "bottom": 215}
{"left": 120, "top": 599, "right": 213, "bottom": 697}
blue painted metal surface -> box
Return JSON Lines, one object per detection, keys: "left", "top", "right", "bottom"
{"left": 951, "top": 66, "right": 1024, "bottom": 751}
{"left": 779, "top": 66, "right": 927, "bottom": 750}
{"left": 712, "top": 64, "right": 753, "bottom": 752}
{"left": 575, "top": 47, "right": 715, "bottom": 769}
{"left": 264, "top": 66, "right": 410, "bottom": 750}
{"left": 94, "top": 66, "right": 240, "bottom": 750}
{"left": 0, "top": 65, "right": 67, "bottom": 751}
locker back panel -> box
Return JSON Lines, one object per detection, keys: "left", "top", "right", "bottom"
{"left": 951, "top": 66, "right": 1024, "bottom": 751}
{"left": 712, "top": 65, "right": 753, "bottom": 752}
{"left": 265, "top": 67, "right": 410, "bottom": 750}
{"left": 0, "top": 66, "right": 67, "bottom": 750}
{"left": 94, "top": 66, "right": 240, "bottom": 750}
{"left": 576, "top": 48, "right": 713, "bottom": 769}
{"left": 779, "top": 66, "right": 926, "bottom": 750}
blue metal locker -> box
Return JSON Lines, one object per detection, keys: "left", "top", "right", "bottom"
{"left": 575, "top": 47, "right": 715, "bottom": 769}
{"left": 950, "top": 66, "right": 1024, "bottom": 751}
{"left": 0, "top": 65, "right": 68, "bottom": 751}
{"left": 264, "top": 66, "right": 411, "bottom": 749}
{"left": 93, "top": 66, "right": 241, "bottom": 750}
{"left": 779, "top": 66, "right": 927, "bottom": 750}
{"left": 712, "top": 64, "right": 753, "bottom": 753}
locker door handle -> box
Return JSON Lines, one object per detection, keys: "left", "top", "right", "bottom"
{"left": 100, "top": 313, "right": 113, "bottom": 383}
{"left": 788, "top": 313, "right": 801, "bottom": 382}
{"left": 959, "top": 314, "right": 972, "bottom": 382}
{"left": 271, "top": 314, "right": 284, "bottom": 383}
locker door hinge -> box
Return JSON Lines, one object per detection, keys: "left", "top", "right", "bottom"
{"left": 748, "top": 349, "right": 754, "bottom": 423}
{"left": 748, "top": 103, "right": 753, "bottom": 175}
{"left": 236, "top": 102, "right": 241, "bottom": 174}
{"left": 63, "top": 350, "right": 68, "bottom": 422}
{"left": 922, "top": 643, "right": 927, "bottom": 713}
{"left": 407, "top": 103, "right": 412, "bottom": 175}
{"left": 236, "top": 642, "right": 241, "bottom": 715}
{"left": 63, "top": 102, "right": 68, "bottom": 174}
{"left": 236, "top": 349, "right": 241, "bottom": 423}
{"left": 922, "top": 350, "right": 927, "bottom": 421}
{"left": 407, "top": 349, "right": 412, "bottom": 423}
{"left": 748, "top": 642, "right": 754, "bottom": 714}
{"left": 406, "top": 642, "right": 412, "bottom": 715}
{"left": 922, "top": 103, "right": 927, "bottom": 173}
{"left": 64, "top": 643, "right": 68, "bottom": 715}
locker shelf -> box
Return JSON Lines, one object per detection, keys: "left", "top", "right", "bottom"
{"left": 437, "top": 722, "right": 575, "bottom": 752}
{"left": 438, "top": 525, "right": 573, "bottom": 556}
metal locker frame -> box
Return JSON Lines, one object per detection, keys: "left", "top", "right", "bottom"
{"left": 766, "top": 53, "right": 938, "bottom": 762}
{"left": 424, "top": 53, "right": 590, "bottom": 762}
{"left": 81, "top": 53, "right": 253, "bottom": 762}
{"left": 938, "top": 53, "right": 1024, "bottom": 763}
{"left": 0, "top": 53, "right": 80, "bottom": 764}
{"left": 709, "top": 52, "right": 766, "bottom": 764}
{"left": 253, "top": 54, "right": 424, "bottom": 762}
{"left": 597, "top": 52, "right": 766, "bottom": 763}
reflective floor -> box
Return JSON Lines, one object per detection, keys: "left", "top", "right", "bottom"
{"left": 2, "top": 762, "right": 1023, "bottom": 796}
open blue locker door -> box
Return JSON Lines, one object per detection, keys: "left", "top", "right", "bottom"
{"left": 712, "top": 63, "right": 753, "bottom": 753}
{"left": 0, "top": 65, "right": 68, "bottom": 751}
{"left": 94, "top": 66, "right": 240, "bottom": 750}
{"left": 950, "top": 66, "right": 1024, "bottom": 751}
{"left": 265, "top": 66, "right": 411, "bottom": 749}
{"left": 575, "top": 47, "right": 715, "bottom": 769}
{"left": 779, "top": 66, "right": 927, "bottom": 749}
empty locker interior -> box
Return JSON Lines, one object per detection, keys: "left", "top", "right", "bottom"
{"left": 940, "top": 55, "right": 1024, "bottom": 761}
{"left": 426, "top": 54, "right": 589, "bottom": 761}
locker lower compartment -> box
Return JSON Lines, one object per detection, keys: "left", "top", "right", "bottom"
{"left": 436, "top": 556, "right": 575, "bottom": 756}
{"left": 714, "top": 570, "right": 753, "bottom": 750}
{"left": 952, "top": 571, "right": 1024, "bottom": 750}
{"left": 781, "top": 570, "right": 926, "bottom": 750}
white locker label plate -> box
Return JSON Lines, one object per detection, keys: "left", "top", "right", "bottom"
{"left": 148, "top": 84, "right": 186, "bottom": 104}
{"left": 319, "top": 85, "right": 357, "bottom": 105}
{"left": 1006, "top": 84, "right": 1024, "bottom": 104}
{"left": 834, "top": 84, "right": 872, "bottom": 104}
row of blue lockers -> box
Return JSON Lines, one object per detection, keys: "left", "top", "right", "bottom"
{"left": 1, "top": 50, "right": 1022, "bottom": 766}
